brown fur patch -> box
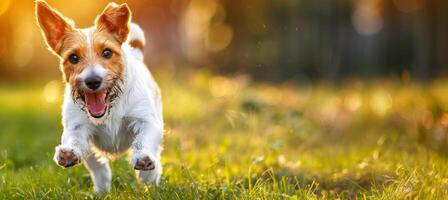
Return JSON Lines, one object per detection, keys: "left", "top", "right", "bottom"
{"left": 57, "top": 29, "right": 124, "bottom": 104}
{"left": 36, "top": 1, "right": 129, "bottom": 105}
{"left": 95, "top": 3, "right": 131, "bottom": 44}
{"left": 129, "top": 39, "right": 144, "bottom": 52}
{"left": 35, "top": 0, "right": 74, "bottom": 54}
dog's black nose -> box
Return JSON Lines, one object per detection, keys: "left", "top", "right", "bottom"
{"left": 85, "top": 76, "right": 102, "bottom": 90}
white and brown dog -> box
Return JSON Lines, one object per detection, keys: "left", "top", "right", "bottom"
{"left": 35, "top": 0, "right": 163, "bottom": 193}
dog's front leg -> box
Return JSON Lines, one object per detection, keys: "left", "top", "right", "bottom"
{"left": 130, "top": 120, "right": 163, "bottom": 184}
{"left": 54, "top": 124, "right": 90, "bottom": 168}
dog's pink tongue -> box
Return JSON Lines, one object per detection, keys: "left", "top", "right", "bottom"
{"left": 85, "top": 92, "right": 106, "bottom": 117}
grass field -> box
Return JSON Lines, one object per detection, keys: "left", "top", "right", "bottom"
{"left": 1, "top": 72, "right": 448, "bottom": 199}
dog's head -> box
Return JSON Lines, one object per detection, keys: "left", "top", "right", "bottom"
{"left": 36, "top": 1, "right": 131, "bottom": 119}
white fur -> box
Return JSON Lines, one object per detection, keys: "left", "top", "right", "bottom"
{"left": 81, "top": 28, "right": 93, "bottom": 54}
{"left": 78, "top": 64, "right": 108, "bottom": 80}
{"left": 54, "top": 23, "right": 163, "bottom": 193}
{"left": 85, "top": 154, "right": 111, "bottom": 193}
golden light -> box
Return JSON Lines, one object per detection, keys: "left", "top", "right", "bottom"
{"left": 14, "top": 19, "right": 35, "bottom": 68}
{"left": 181, "top": 0, "right": 218, "bottom": 61}
{"left": 0, "top": 0, "right": 10, "bottom": 17}
{"left": 0, "top": 37, "right": 6, "bottom": 59}
{"left": 370, "top": 90, "right": 392, "bottom": 116}
{"left": 344, "top": 93, "right": 362, "bottom": 111}
{"left": 209, "top": 76, "right": 238, "bottom": 98}
{"left": 206, "top": 23, "right": 233, "bottom": 52}
{"left": 43, "top": 80, "right": 63, "bottom": 103}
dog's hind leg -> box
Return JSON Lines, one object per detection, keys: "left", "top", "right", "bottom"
{"left": 84, "top": 154, "right": 112, "bottom": 194}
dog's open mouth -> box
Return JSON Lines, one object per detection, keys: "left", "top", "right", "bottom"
{"left": 83, "top": 91, "right": 107, "bottom": 118}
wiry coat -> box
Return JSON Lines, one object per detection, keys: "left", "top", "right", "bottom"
{"left": 35, "top": 1, "right": 163, "bottom": 194}
{"left": 57, "top": 25, "right": 163, "bottom": 193}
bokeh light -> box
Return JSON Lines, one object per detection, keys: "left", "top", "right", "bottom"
{"left": 352, "top": 0, "right": 383, "bottom": 36}
{"left": 206, "top": 23, "right": 233, "bottom": 52}
{"left": 370, "top": 89, "right": 392, "bottom": 116}
{"left": 209, "top": 76, "right": 238, "bottom": 98}
{"left": 13, "top": 20, "right": 35, "bottom": 68}
{"left": 42, "top": 80, "right": 63, "bottom": 103}
{"left": 344, "top": 93, "right": 362, "bottom": 112}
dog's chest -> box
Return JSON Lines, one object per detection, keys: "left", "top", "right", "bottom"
{"left": 90, "top": 117, "right": 134, "bottom": 154}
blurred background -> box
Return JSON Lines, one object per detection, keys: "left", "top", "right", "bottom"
{"left": 2, "top": 1, "right": 448, "bottom": 197}
{"left": 0, "top": 0, "right": 447, "bottom": 82}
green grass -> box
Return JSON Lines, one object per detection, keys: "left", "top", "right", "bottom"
{"left": 1, "top": 72, "right": 448, "bottom": 199}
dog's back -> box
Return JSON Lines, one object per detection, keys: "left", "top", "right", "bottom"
{"left": 127, "top": 23, "right": 146, "bottom": 62}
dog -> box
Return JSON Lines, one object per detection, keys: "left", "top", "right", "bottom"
{"left": 35, "top": 0, "right": 163, "bottom": 193}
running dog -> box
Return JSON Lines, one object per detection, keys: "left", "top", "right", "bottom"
{"left": 35, "top": 0, "right": 163, "bottom": 193}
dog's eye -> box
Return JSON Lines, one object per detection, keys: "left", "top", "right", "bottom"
{"left": 68, "top": 54, "right": 80, "bottom": 64}
{"left": 102, "top": 48, "right": 113, "bottom": 59}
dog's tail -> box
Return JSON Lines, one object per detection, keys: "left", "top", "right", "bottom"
{"left": 127, "top": 23, "right": 146, "bottom": 61}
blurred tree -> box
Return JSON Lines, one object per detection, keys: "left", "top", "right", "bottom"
{"left": 0, "top": 0, "right": 447, "bottom": 82}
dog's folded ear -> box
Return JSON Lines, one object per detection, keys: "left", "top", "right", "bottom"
{"left": 96, "top": 3, "right": 131, "bottom": 44}
{"left": 35, "top": 0, "right": 74, "bottom": 54}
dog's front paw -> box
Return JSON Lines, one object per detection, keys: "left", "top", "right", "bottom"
{"left": 133, "top": 155, "right": 155, "bottom": 171}
{"left": 54, "top": 146, "right": 81, "bottom": 168}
